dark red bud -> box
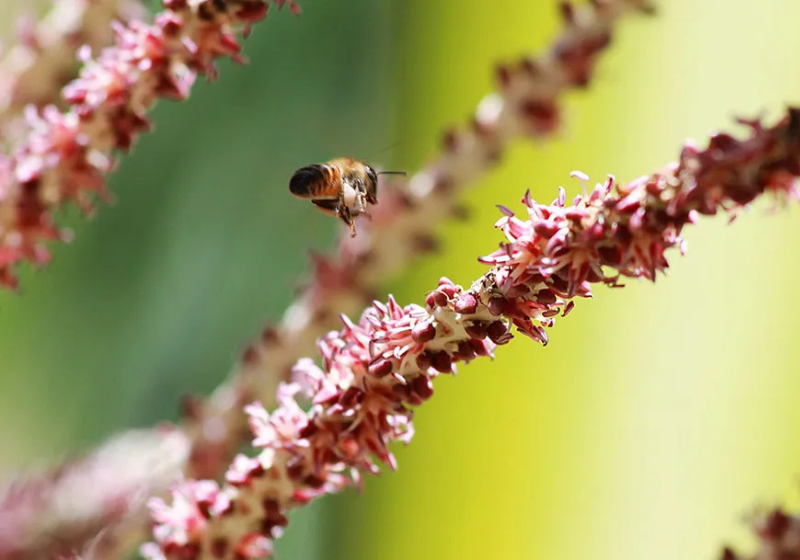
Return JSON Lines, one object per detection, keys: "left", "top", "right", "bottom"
{"left": 368, "top": 358, "right": 393, "bottom": 377}
{"left": 339, "top": 386, "right": 364, "bottom": 407}
{"left": 412, "top": 321, "right": 436, "bottom": 344}
{"left": 469, "top": 339, "right": 491, "bottom": 356}
{"left": 456, "top": 341, "right": 476, "bottom": 361}
{"left": 430, "top": 351, "right": 453, "bottom": 373}
{"left": 760, "top": 509, "right": 791, "bottom": 540}
{"left": 534, "top": 221, "right": 560, "bottom": 238}
{"left": 425, "top": 292, "right": 437, "bottom": 308}
{"left": 442, "top": 129, "right": 458, "bottom": 151}
{"left": 432, "top": 290, "right": 449, "bottom": 307}
{"left": 241, "top": 344, "right": 260, "bottom": 365}
{"left": 536, "top": 289, "right": 557, "bottom": 304}
{"left": 416, "top": 353, "right": 432, "bottom": 370}
{"left": 504, "top": 284, "right": 530, "bottom": 298}
{"left": 158, "top": 13, "right": 183, "bottom": 36}
{"left": 495, "top": 64, "right": 511, "bottom": 87}
{"left": 438, "top": 284, "right": 458, "bottom": 298}
{"left": 559, "top": 2, "right": 576, "bottom": 24}
{"left": 487, "top": 321, "right": 509, "bottom": 344}
{"left": 261, "top": 326, "right": 279, "bottom": 344}
{"left": 211, "top": 538, "right": 228, "bottom": 559}
{"left": 453, "top": 293, "right": 478, "bottom": 314}
{"left": 464, "top": 320, "right": 489, "bottom": 339}
{"left": 410, "top": 375, "right": 434, "bottom": 402}
{"left": 179, "top": 394, "right": 202, "bottom": 420}
{"left": 304, "top": 474, "right": 327, "bottom": 490}
{"left": 487, "top": 297, "right": 506, "bottom": 316}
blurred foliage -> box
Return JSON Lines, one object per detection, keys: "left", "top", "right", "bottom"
{"left": 2, "top": 1, "right": 800, "bottom": 560}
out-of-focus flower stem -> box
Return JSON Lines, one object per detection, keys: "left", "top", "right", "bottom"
{"left": 0, "top": 0, "right": 296, "bottom": 289}
{"left": 0, "top": 428, "right": 189, "bottom": 560}
{"left": 146, "top": 108, "right": 800, "bottom": 560}
{"left": 0, "top": 0, "right": 147, "bottom": 145}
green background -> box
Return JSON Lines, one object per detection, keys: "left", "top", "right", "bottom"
{"left": 2, "top": 2, "right": 800, "bottom": 559}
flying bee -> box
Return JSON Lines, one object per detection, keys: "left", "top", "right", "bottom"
{"left": 289, "top": 157, "right": 406, "bottom": 237}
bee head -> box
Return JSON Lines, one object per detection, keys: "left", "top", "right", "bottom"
{"left": 364, "top": 165, "right": 379, "bottom": 203}
{"left": 289, "top": 165, "right": 325, "bottom": 198}
{"left": 365, "top": 165, "right": 378, "bottom": 186}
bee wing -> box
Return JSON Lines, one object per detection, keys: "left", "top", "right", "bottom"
{"left": 311, "top": 198, "right": 341, "bottom": 218}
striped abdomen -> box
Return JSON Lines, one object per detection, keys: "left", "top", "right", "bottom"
{"left": 289, "top": 163, "right": 342, "bottom": 200}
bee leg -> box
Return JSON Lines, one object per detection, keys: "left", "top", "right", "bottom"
{"left": 338, "top": 206, "right": 353, "bottom": 225}
{"left": 336, "top": 204, "right": 358, "bottom": 237}
{"left": 357, "top": 192, "right": 370, "bottom": 213}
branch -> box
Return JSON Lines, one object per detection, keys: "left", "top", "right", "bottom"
{"left": 145, "top": 108, "right": 800, "bottom": 560}
{"left": 0, "top": 0, "right": 146, "bottom": 142}
{"left": 0, "top": 0, "right": 297, "bottom": 290}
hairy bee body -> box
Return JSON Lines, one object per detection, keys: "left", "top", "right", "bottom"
{"left": 289, "top": 157, "right": 381, "bottom": 236}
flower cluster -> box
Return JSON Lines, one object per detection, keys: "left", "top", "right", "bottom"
{"left": 146, "top": 282, "right": 510, "bottom": 560}
{"left": 146, "top": 109, "right": 800, "bottom": 560}
{"left": 0, "top": 0, "right": 145, "bottom": 138}
{"left": 0, "top": 0, "right": 295, "bottom": 289}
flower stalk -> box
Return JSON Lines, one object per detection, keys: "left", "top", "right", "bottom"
{"left": 146, "top": 108, "right": 800, "bottom": 560}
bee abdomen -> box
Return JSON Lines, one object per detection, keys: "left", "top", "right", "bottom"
{"left": 289, "top": 164, "right": 340, "bottom": 199}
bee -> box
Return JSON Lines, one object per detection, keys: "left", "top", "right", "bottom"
{"left": 289, "top": 157, "right": 406, "bottom": 237}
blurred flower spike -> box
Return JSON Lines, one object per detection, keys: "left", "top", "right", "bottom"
{"left": 145, "top": 109, "right": 800, "bottom": 559}
{"left": 0, "top": 0, "right": 297, "bottom": 289}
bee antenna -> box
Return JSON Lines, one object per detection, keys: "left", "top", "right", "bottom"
{"left": 378, "top": 170, "right": 407, "bottom": 176}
